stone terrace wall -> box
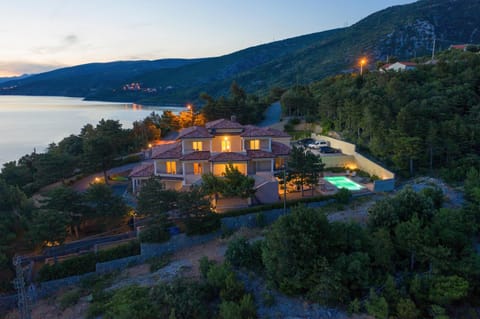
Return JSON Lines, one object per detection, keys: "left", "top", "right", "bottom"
{"left": 2, "top": 199, "right": 338, "bottom": 313}
{"left": 141, "top": 231, "right": 222, "bottom": 258}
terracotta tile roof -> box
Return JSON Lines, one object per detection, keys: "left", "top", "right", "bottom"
{"left": 241, "top": 125, "right": 273, "bottom": 137}
{"left": 177, "top": 126, "right": 212, "bottom": 139}
{"left": 450, "top": 44, "right": 468, "bottom": 50}
{"left": 181, "top": 151, "right": 211, "bottom": 161}
{"left": 271, "top": 141, "right": 291, "bottom": 156}
{"left": 151, "top": 142, "right": 182, "bottom": 159}
{"left": 205, "top": 118, "right": 244, "bottom": 130}
{"left": 240, "top": 125, "right": 291, "bottom": 138}
{"left": 210, "top": 152, "right": 250, "bottom": 162}
{"left": 266, "top": 127, "right": 290, "bottom": 138}
{"left": 247, "top": 150, "right": 275, "bottom": 159}
{"left": 129, "top": 162, "right": 154, "bottom": 178}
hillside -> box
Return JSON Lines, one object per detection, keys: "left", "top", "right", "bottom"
{"left": 0, "top": 59, "right": 205, "bottom": 98}
{"left": 1, "top": 0, "right": 480, "bottom": 103}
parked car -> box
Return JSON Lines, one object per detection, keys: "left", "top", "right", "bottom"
{"left": 294, "top": 138, "right": 314, "bottom": 148}
{"left": 319, "top": 146, "right": 340, "bottom": 154}
{"left": 307, "top": 140, "right": 329, "bottom": 149}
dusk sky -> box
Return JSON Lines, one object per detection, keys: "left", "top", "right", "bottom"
{"left": 1, "top": 0, "right": 416, "bottom": 77}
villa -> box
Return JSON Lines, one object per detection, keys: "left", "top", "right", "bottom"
{"left": 129, "top": 117, "right": 291, "bottom": 204}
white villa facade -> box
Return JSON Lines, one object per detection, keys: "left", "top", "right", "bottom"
{"left": 129, "top": 118, "right": 291, "bottom": 204}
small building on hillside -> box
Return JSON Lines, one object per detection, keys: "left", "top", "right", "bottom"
{"left": 129, "top": 118, "right": 291, "bottom": 204}
{"left": 381, "top": 62, "right": 417, "bottom": 72}
{"left": 449, "top": 44, "right": 469, "bottom": 51}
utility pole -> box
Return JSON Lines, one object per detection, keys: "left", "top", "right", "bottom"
{"left": 432, "top": 36, "right": 436, "bottom": 60}
{"left": 13, "top": 256, "right": 31, "bottom": 319}
{"left": 283, "top": 164, "right": 287, "bottom": 214}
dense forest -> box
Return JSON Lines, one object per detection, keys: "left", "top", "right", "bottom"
{"left": 281, "top": 49, "right": 480, "bottom": 180}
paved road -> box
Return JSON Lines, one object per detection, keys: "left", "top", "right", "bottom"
{"left": 258, "top": 102, "right": 281, "bottom": 127}
{"left": 72, "top": 162, "right": 145, "bottom": 192}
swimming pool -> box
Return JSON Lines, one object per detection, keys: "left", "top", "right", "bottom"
{"left": 323, "top": 176, "right": 365, "bottom": 191}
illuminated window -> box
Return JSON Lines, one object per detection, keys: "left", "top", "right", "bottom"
{"left": 249, "top": 139, "right": 260, "bottom": 150}
{"left": 221, "top": 137, "right": 231, "bottom": 152}
{"left": 192, "top": 141, "right": 203, "bottom": 151}
{"left": 166, "top": 161, "right": 176, "bottom": 174}
{"left": 193, "top": 162, "right": 202, "bottom": 175}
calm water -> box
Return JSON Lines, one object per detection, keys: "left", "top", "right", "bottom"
{"left": 0, "top": 96, "right": 184, "bottom": 165}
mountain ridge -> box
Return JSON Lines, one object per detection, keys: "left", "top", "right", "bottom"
{"left": 1, "top": 0, "right": 479, "bottom": 103}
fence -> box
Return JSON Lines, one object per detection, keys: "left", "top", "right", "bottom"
{"left": 1, "top": 198, "right": 339, "bottom": 313}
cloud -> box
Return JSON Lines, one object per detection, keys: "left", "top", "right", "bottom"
{"left": 0, "top": 61, "right": 64, "bottom": 76}
{"left": 63, "top": 34, "right": 78, "bottom": 46}
{"left": 33, "top": 34, "right": 79, "bottom": 55}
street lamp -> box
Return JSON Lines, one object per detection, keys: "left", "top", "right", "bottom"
{"left": 187, "top": 103, "right": 194, "bottom": 125}
{"left": 359, "top": 58, "right": 367, "bottom": 75}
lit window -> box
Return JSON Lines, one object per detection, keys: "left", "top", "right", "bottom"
{"left": 166, "top": 161, "right": 176, "bottom": 174}
{"left": 192, "top": 141, "right": 203, "bottom": 151}
{"left": 250, "top": 139, "right": 260, "bottom": 150}
{"left": 193, "top": 162, "right": 202, "bottom": 175}
{"left": 221, "top": 137, "right": 231, "bottom": 152}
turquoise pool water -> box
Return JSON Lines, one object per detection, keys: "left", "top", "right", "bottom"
{"left": 323, "top": 176, "right": 365, "bottom": 191}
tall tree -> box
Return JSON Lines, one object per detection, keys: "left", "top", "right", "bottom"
{"left": 41, "top": 186, "right": 85, "bottom": 238}
{"left": 83, "top": 183, "right": 127, "bottom": 218}
{"left": 137, "top": 178, "right": 178, "bottom": 216}
{"left": 28, "top": 209, "right": 71, "bottom": 247}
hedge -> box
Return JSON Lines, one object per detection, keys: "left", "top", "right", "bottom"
{"left": 37, "top": 240, "right": 140, "bottom": 282}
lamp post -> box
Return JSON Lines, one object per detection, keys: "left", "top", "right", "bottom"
{"left": 187, "top": 104, "right": 194, "bottom": 125}
{"left": 359, "top": 58, "right": 367, "bottom": 76}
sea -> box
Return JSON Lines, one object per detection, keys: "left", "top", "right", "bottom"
{"left": 0, "top": 95, "right": 184, "bottom": 165}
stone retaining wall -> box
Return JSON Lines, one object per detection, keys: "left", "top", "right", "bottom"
{"left": 2, "top": 199, "right": 338, "bottom": 313}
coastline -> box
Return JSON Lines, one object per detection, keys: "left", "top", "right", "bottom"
{"left": 0, "top": 96, "right": 185, "bottom": 166}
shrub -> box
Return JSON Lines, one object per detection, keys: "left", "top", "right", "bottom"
{"left": 96, "top": 240, "right": 140, "bottom": 263}
{"left": 151, "top": 279, "right": 212, "bottom": 319}
{"left": 148, "top": 255, "right": 171, "bottom": 273}
{"left": 207, "top": 263, "right": 232, "bottom": 290}
{"left": 219, "top": 273, "right": 245, "bottom": 302}
{"left": 37, "top": 253, "right": 96, "bottom": 282}
{"left": 334, "top": 188, "right": 352, "bottom": 204}
{"left": 289, "top": 117, "right": 301, "bottom": 125}
{"left": 348, "top": 298, "right": 361, "bottom": 315}
{"left": 199, "top": 256, "right": 217, "bottom": 279}
{"left": 185, "top": 215, "right": 221, "bottom": 235}
{"left": 139, "top": 224, "right": 170, "bottom": 243}
{"left": 365, "top": 289, "right": 389, "bottom": 319}
{"left": 396, "top": 298, "right": 420, "bottom": 319}
{"left": 37, "top": 242, "right": 140, "bottom": 282}
{"left": 219, "top": 294, "right": 257, "bottom": 319}
{"left": 225, "top": 237, "right": 263, "bottom": 271}
{"left": 419, "top": 186, "right": 444, "bottom": 209}
{"left": 104, "top": 285, "right": 153, "bottom": 319}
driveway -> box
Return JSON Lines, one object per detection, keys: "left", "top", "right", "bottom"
{"left": 258, "top": 102, "right": 281, "bottom": 127}
{"left": 72, "top": 162, "right": 145, "bottom": 192}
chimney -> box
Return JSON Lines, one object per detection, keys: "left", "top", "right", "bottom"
{"left": 230, "top": 115, "right": 237, "bottom": 122}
